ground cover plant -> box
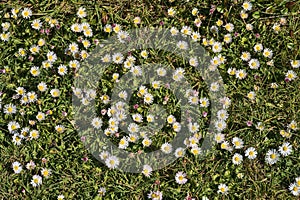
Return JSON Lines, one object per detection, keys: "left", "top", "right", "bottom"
{"left": 0, "top": 0, "right": 300, "bottom": 199}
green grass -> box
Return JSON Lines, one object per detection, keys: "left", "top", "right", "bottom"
{"left": 0, "top": 0, "right": 300, "bottom": 199}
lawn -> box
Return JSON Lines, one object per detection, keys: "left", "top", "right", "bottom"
{"left": 0, "top": 0, "right": 300, "bottom": 199}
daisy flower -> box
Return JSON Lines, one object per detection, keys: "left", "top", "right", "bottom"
{"left": 22, "top": 8, "right": 32, "bottom": 19}
{"left": 254, "top": 44, "right": 263, "bottom": 52}
{"left": 218, "top": 183, "right": 229, "bottom": 194}
{"left": 210, "top": 26, "right": 218, "bottom": 34}
{"left": 241, "top": 52, "right": 251, "bottom": 61}
{"left": 31, "top": 19, "right": 42, "bottom": 30}
{"left": 290, "top": 60, "right": 300, "bottom": 68}
{"left": 57, "top": 195, "right": 65, "bottom": 200}
{"left": 140, "top": 50, "right": 148, "bottom": 59}
{"left": 224, "top": 34, "right": 232, "bottom": 44}
{"left": 191, "top": 146, "right": 201, "bottom": 156}
{"left": 91, "top": 117, "right": 103, "bottom": 129}
{"left": 26, "top": 160, "right": 36, "bottom": 170}
{"left": 81, "top": 22, "right": 90, "bottom": 31}
{"left": 144, "top": 93, "right": 154, "bottom": 104}
{"left": 128, "top": 123, "right": 139, "bottom": 133}
{"left": 273, "top": 23, "right": 281, "bottom": 33}
{"left": 41, "top": 168, "right": 51, "bottom": 178}
{"left": 216, "top": 19, "right": 223, "bottom": 26}
{"left": 29, "top": 130, "right": 39, "bottom": 140}
{"left": 3, "top": 103, "right": 17, "bottom": 115}
{"left": 131, "top": 66, "right": 142, "bottom": 76}
{"left": 27, "top": 91, "right": 38, "bottom": 103}
{"left": 157, "top": 67, "right": 167, "bottom": 76}
{"left": 128, "top": 134, "right": 138, "bottom": 143}
{"left": 188, "top": 122, "right": 200, "bottom": 133}
{"left": 167, "top": 8, "right": 176, "bottom": 17}
{"left": 18, "top": 48, "right": 26, "bottom": 57}
{"left": 58, "top": 64, "right": 68, "bottom": 76}
{"left": 173, "top": 122, "right": 181, "bottom": 132}
{"left": 12, "top": 161, "right": 22, "bottom": 174}
{"left": 104, "top": 24, "right": 112, "bottom": 33}
{"left": 112, "top": 52, "right": 124, "bottom": 64}
{"left": 113, "top": 24, "right": 121, "bottom": 33}
{"left": 249, "top": 59, "right": 260, "bottom": 69}
{"left": 224, "top": 23, "right": 234, "bottom": 32}
{"left": 0, "top": 32, "right": 10, "bottom": 41}
{"left": 246, "top": 24, "right": 253, "bottom": 31}
{"left": 192, "top": 8, "right": 198, "bottom": 16}
{"left": 77, "top": 7, "right": 87, "bottom": 18}
{"left": 170, "top": 27, "right": 179, "bottom": 36}
{"left": 118, "top": 137, "right": 129, "bottom": 149}
{"left": 177, "top": 41, "right": 189, "bottom": 50}
{"left": 161, "top": 143, "right": 172, "bottom": 154}
{"left": 278, "top": 142, "right": 292, "bottom": 156}
{"left": 256, "top": 122, "right": 264, "bottom": 131}
{"left": 181, "top": 26, "right": 192, "bottom": 36}
{"left": 132, "top": 113, "right": 143, "bottom": 123}
{"left": 215, "top": 120, "right": 227, "bottom": 132}
{"left": 199, "top": 97, "right": 210, "bottom": 108}
{"left": 240, "top": 10, "right": 248, "bottom": 19}
{"left": 188, "top": 96, "right": 199, "bottom": 105}
{"left": 71, "top": 23, "right": 82, "bottom": 32}
{"left": 99, "top": 151, "right": 110, "bottom": 160}
{"left": 285, "top": 70, "right": 297, "bottom": 81}
{"left": 210, "top": 82, "right": 220, "bottom": 92}
{"left": 2, "top": 22, "right": 10, "bottom": 31}
{"left": 30, "top": 45, "right": 40, "bottom": 54}
{"left": 175, "top": 171, "right": 188, "bottom": 184}
{"left": 50, "top": 89, "right": 60, "bottom": 98}
{"left": 265, "top": 149, "right": 280, "bottom": 165}
{"left": 12, "top": 134, "right": 22, "bottom": 145}
{"left": 174, "top": 147, "right": 185, "bottom": 158}
{"left": 98, "top": 187, "right": 106, "bottom": 196}
{"left": 296, "top": 177, "right": 300, "bottom": 187}
{"left": 8, "top": 121, "right": 20, "bottom": 133}
{"left": 242, "top": 1, "right": 252, "bottom": 11}
{"left": 247, "top": 91, "right": 256, "bottom": 100}
{"left": 105, "top": 155, "right": 120, "bottom": 169}
{"left": 100, "top": 94, "right": 110, "bottom": 104}
{"left": 263, "top": 48, "right": 273, "bottom": 58}
{"left": 214, "top": 133, "right": 225, "bottom": 143}
{"left": 235, "top": 69, "right": 247, "bottom": 80}
{"left": 133, "top": 16, "right": 141, "bottom": 24}
{"left": 142, "top": 138, "right": 152, "bottom": 147}
{"left": 148, "top": 191, "right": 163, "bottom": 200}
{"left": 36, "top": 112, "right": 45, "bottom": 121}
{"left": 69, "top": 42, "right": 79, "bottom": 53}
{"left": 189, "top": 57, "right": 199, "bottom": 67}
{"left": 288, "top": 120, "right": 298, "bottom": 130}
{"left": 30, "top": 175, "right": 42, "bottom": 187}
{"left": 30, "top": 66, "right": 40, "bottom": 77}
{"left": 245, "top": 147, "right": 257, "bottom": 159}
{"left": 232, "top": 137, "right": 244, "bottom": 149}
{"left": 55, "top": 125, "right": 65, "bottom": 133}
{"left": 167, "top": 115, "right": 176, "bottom": 124}
{"left": 69, "top": 60, "right": 80, "bottom": 69}
{"left": 227, "top": 68, "right": 236, "bottom": 75}
{"left": 37, "top": 82, "right": 48, "bottom": 92}
{"left": 217, "top": 109, "right": 229, "bottom": 121}
{"left": 83, "top": 28, "right": 93, "bottom": 37}
{"left": 142, "top": 165, "right": 153, "bottom": 177}
{"left": 232, "top": 153, "right": 243, "bottom": 165}
{"left": 212, "top": 42, "right": 222, "bottom": 53}
{"left": 289, "top": 183, "right": 300, "bottom": 196}
{"left": 47, "top": 51, "right": 57, "bottom": 63}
